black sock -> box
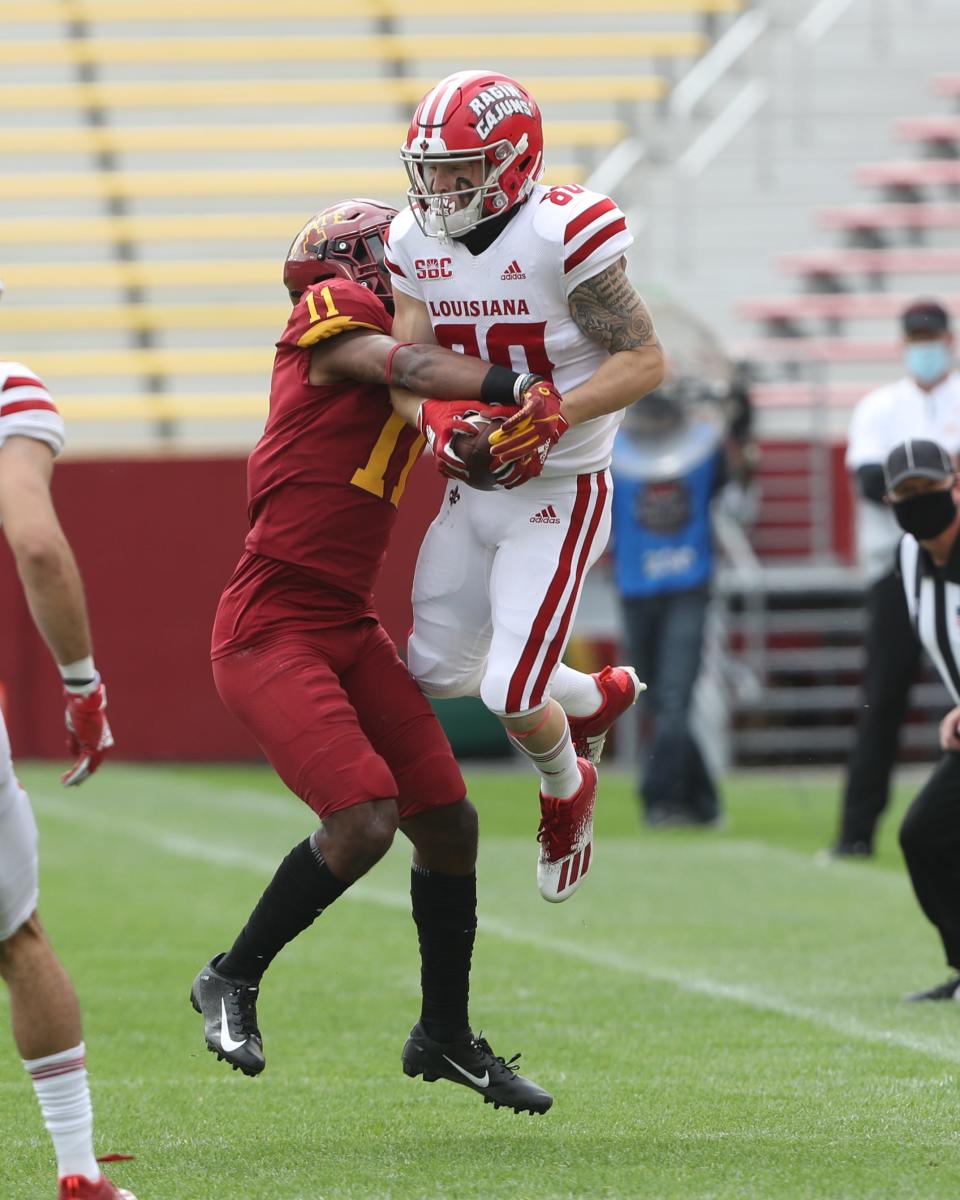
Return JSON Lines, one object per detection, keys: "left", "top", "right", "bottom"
{"left": 219, "top": 837, "right": 349, "bottom": 982}
{"left": 411, "top": 864, "right": 477, "bottom": 1043}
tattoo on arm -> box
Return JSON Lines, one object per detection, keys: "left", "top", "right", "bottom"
{"left": 568, "top": 262, "right": 661, "bottom": 355}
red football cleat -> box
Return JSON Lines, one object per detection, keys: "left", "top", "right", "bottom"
{"left": 58, "top": 1174, "right": 136, "bottom": 1200}
{"left": 537, "top": 758, "right": 598, "bottom": 903}
{"left": 566, "top": 665, "right": 645, "bottom": 766}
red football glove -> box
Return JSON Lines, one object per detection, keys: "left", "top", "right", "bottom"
{"left": 488, "top": 381, "right": 569, "bottom": 465}
{"left": 491, "top": 446, "right": 549, "bottom": 490}
{"left": 417, "top": 400, "right": 514, "bottom": 482}
{"left": 62, "top": 681, "right": 114, "bottom": 787}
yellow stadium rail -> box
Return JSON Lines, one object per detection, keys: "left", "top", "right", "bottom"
{"left": 6, "top": 0, "right": 742, "bottom": 21}
{"left": 2, "top": 305, "right": 286, "bottom": 333}
{"left": 0, "top": 164, "right": 585, "bottom": 201}
{"left": 54, "top": 395, "right": 268, "bottom": 421}
{"left": 23, "top": 347, "right": 274, "bottom": 378}
{"left": 1, "top": 262, "right": 279, "bottom": 290}
{"left": 0, "top": 120, "right": 628, "bottom": 156}
{"left": 0, "top": 33, "right": 705, "bottom": 66}
{"left": 0, "top": 213, "right": 306, "bottom": 245}
{"left": 0, "top": 76, "right": 668, "bottom": 110}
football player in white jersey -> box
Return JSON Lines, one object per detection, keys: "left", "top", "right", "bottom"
{"left": 0, "top": 289, "right": 131, "bottom": 1200}
{"left": 387, "top": 70, "right": 665, "bottom": 902}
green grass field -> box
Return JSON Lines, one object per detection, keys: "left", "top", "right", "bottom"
{"left": 5, "top": 762, "right": 960, "bottom": 1200}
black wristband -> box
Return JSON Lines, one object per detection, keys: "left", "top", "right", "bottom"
{"left": 481, "top": 365, "right": 540, "bottom": 406}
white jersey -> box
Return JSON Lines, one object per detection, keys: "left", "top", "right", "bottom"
{"left": 386, "top": 183, "right": 634, "bottom": 477}
{"left": 846, "top": 372, "right": 960, "bottom": 582}
{"left": 0, "top": 361, "right": 64, "bottom": 457}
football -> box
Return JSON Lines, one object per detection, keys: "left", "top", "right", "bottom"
{"left": 452, "top": 412, "right": 507, "bottom": 491}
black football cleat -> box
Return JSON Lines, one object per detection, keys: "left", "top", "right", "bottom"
{"left": 190, "top": 953, "right": 265, "bottom": 1076}
{"left": 401, "top": 1021, "right": 553, "bottom": 1114}
{"left": 904, "top": 974, "right": 960, "bottom": 1002}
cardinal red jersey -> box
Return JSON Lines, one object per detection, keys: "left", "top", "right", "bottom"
{"left": 212, "top": 279, "right": 424, "bottom": 656}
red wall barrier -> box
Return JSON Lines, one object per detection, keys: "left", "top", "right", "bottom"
{"left": 0, "top": 441, "right": 852, "bottom": 762}
{"left": 0, "top": 453, "right": 443, "bottom": 763}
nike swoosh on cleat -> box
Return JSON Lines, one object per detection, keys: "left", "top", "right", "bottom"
{"left": 442, "top": 1055, "right": 489, "bottom": 1088}
{"left": 219, "top": 997, "right": 248, "bottom": 1053}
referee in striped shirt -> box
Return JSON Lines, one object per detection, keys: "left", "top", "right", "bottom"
{"left": 887, "top": 438, "right": 960, "bottom": 1000}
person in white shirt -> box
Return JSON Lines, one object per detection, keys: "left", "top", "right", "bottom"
{"left": 387, "top": 69, "right": 664, "bottom": 902}
{"left": 828, "top": 300, "right": 960, "bottom": 859}
{"left": 884, "top": 439, "right": 960, "bottom": 1001}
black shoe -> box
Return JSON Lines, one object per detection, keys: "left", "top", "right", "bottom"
{"left": 904, "top": 974, "right": 960, "bottom": 1002}
{"left": 190, "top": 953, "right": 265, "bottom": 1076}
{"left": 401, "top": 1021, "right": 553, "bottom": 1114}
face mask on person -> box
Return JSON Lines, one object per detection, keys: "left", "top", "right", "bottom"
{"left": 892, "top": 487, "right": 958, "bottom": 539}
{"left": 905, "top": 341, "right": 952, "bottom": 386}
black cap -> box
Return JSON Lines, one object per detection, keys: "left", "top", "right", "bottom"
{"left": 901, "top": 299, "right": 951, "bottom": 336}
{"left": 884, "top": 438, "right": 955, "bottom": 492}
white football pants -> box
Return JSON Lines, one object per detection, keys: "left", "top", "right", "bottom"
{"left": 0, "top": 708, "right": 39, "bottom": 941}
{"left": 409, "top": 469, "right": 612, "bottom": 716}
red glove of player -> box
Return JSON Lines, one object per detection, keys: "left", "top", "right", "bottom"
{"left": 417, "top": 400, "right": 513, "bottom": 482}
{"left": 488, "top": 381, "right": 569, "bottom": 465}
{"left": 61, "top": 680, "right": 114, "bottom": 787}
{"left": 491, "top": 445, "right": 549, "bottom": 490}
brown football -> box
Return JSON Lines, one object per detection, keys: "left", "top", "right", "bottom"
{"left": 452, "top": 413, "right": 506, "bottom": 491}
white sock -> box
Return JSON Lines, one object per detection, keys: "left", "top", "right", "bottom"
{"left": 24, "top": 1042, "right": 100, "bottom": 1182}
{"left": 510, "top": 724, "right": 582, "bottom": 799}
{"left": 550, "top": 665, "right": 603, "bottom": 719}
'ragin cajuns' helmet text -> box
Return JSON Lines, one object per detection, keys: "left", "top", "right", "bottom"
{"left": 401, "top": 70, "right": 544, "bottom": 240}
{"left": 283, "top": 199, "right": 397, "bottom": 309}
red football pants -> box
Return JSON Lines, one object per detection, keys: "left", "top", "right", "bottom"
{"left": 212, "top": 619, "right": 465, "bottom": 819}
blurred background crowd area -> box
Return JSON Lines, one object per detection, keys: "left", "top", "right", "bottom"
{"left": 1, "top": 0, "right": 957, "bottom": 775}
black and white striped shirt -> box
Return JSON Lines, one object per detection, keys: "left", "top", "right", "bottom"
{"left": 900, "top": 534, "right": 960, "bottom": 704}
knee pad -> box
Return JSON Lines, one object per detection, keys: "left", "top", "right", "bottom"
{"left": 408, "top": 638, "right": 484, "bottom": 700}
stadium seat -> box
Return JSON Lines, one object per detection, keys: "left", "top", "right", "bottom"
{"left": 895, "top": 115, "right": 960, "bottom": 147}
{"left": 733, "top": 338, "right": 901, "bottom": 365}
{"left": 0, "top": 304, "right": 285, "bottom": 334}
{"left": 0, "top": 213, "right": 305, "bottom": 246}
{"left": 52, "top": 393, "right": 268, "bottom": 421}
{"left": 0, "top": 120, "right": 629, "bottom": 157}
{"left": 818, "top": 203, "right": 960, "bottom": 233}
{"left": 1, "top": 262, "right": 278, "bottom": 291}
{"left": 1, "top": 165, "right": 586, "bottom": 202}
{"left": 2, "top": 0, "right": 735, "bottom": 423}
{"left": 749, "top": 383, "right": 872, "bottom": 409}
{"left": 21, "top": 347, "right": 273, "bottom": 379}
{"left": 8, "top": 0, "right": 743, "bottom": 20}
{"left": 777, "top": 248, "right": 960, "bottom": 286}
{"left": 856, "top": 160, "right": 960, "bottom": 189}
{"left": 0, "top": 32, "right": 706, "bottom": 68}
{"left": 738, "top": 292, "right": 960, "bottom": 325}
{"left": 0, "top": 76, "right": 669, "bottom": 112}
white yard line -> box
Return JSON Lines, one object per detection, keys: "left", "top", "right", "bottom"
{"left": 32, "top": 795, "right": 960, "bottom": 1067}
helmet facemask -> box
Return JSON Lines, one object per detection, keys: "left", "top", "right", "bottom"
{"left": 283, "top": 200, "right": 396, "bottom": 310}
{"left": 402, "top": 134, "right": 532, "bottom": 241}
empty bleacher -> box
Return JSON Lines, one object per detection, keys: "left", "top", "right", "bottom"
{"left": 1, "top": 0, "right": 742, "bottom": 445}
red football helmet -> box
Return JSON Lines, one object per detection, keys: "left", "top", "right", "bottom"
{"left": 283, "top": 198, "right": 397, "bottom": 309}
{"left": 401, "top": 70, "right": 544, "bottom": 240}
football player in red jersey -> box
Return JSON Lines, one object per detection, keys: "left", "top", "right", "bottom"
{"left": 190, "top": 200, "right": 552, "bottom": 1114}
{"left": 0, "top": 288, "right": 130, "bottom": 1200}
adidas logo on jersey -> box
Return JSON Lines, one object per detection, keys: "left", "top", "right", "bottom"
{"left": 529, "top": 505, "right": 560, "bottom": 525}
{"left": 501, "top": 260, "right": 526, "bottom": 281}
